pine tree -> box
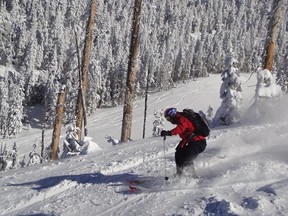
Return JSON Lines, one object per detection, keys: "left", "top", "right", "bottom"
{"left": 0, "top": 143, "right": 8, "bottom": 171}
{"left": 212, "top": 51, "right": 243, "bottom": 126}
{"left": 0, "top": 68, "right": 24, "bottom": 138}
{"left": 206, "top": 105, "right": 214, "bottom": 125}
{"left": 255, "top": 69, "right": 282, "bottom": 101}
{"left": 152, "top": 109, "right": 165, "bottom": 137}
{"left": 27, "top": 142, "right": 41, "bottom": 166}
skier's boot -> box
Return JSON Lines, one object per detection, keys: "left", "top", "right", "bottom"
{"left": 173, "top": 165, "right": 183, "bottom": 178}
{"left": 183, "top": 162, "right": 197, "bottom": 178}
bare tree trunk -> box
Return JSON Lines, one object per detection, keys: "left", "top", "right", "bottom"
{"left": 264, "top": 0, "right": 284, "bottom": 71}
{"left": 75, "top": 0, "right": 96, "bottom": 140}
{"left": 74, "top": 29, "right": 88, "bottom": 138}
{"left": 40, "top": 127, "right": 45, "bottom": 163}
{"left": 143, "top": 64, "right": 152, "bottom": 139}
{"left": 50, "top": 86, "right": 66, "bottom": 160}
{"left": 142, "top": 74, "right": 149, "bottom": 139}
{"left": 121, "top": 0, "right": 143, "bottom": 143}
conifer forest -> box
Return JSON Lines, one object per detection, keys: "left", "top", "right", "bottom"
{"left": 0, "top": 0, "right": 287, "bottom": 138}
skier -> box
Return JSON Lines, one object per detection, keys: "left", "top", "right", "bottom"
{"left": 160, "top": 107, "right": 207, "bottom": 177}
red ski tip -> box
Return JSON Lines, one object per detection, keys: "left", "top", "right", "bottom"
{"left": 129, "top": 186, "right": 141, "bottom": 192}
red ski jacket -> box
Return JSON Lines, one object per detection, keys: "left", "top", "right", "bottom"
{"left": 170, "top": 112, "right": 205, "bottom": 148}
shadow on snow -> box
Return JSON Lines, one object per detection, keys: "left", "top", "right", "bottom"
{"left": 7, "top": 172, "right": 143, "bottom": 191}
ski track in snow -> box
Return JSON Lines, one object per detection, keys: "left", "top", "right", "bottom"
{"left": 170, "top": 81, "right": 199, "bottom": 107}
{"left": 88, "top": 81, "right": 198, "bottom": 131}
{"left": 87, "top": 88, "right": 173, "bottom": 130}
{"left": 94, "top": 176, "right": 287, "bottom": 216}
{"left": 97, "top": 193, "right": 151, "bottom": 216}
{"left": 99, "top": 142, "right": 176, "bottom": 175}
{"left": 147, "top": 91, "right": 171, "bottom": 107}
{"left": 88, "top": 108, "right": 122, "bottom": 129}
{"left": 2, "top": 180, "right": 78, "bottom": 215}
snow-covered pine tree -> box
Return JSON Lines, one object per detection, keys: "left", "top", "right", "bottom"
{"left": 212, "top": 51, "right": 243, "bottom": 126}
{"left": 245, "top": 68, "right": 282, "bottom": 122}
{"left": 45, "top": 61, "right": 61, "bottom": 127}
{"left": 61, "top": 124, "right": 82, "bottom": 158}
{"left": 0, "top": 68, "right": 24, "bottom": 138}
{"left": 152, "top": 109, "right": 165, "bottom": 137}
{"left": 19, "top": 155, "right": 26, "bottom": 168}
{"left": 0, "top": 142, "right": 18, "bottom": 170}
{"left": 0, "top": 73, "right": 9, "bottom": 137}
{"left": 27, "top": 142, "right": 42, "bottom": 166}
{"left": 7, "top": 71, "right": 24, "bottom": 136}
{"left": 277, "top": 68, "right": 288, "bottom": 93}
{"left": 206, "top": 105, "right": 214, "bottom": 125}
{"left": 0, "top": 143, "right": 7, "bottom": 171}
{"left": 255, "top": 69, "right": 282, "bottom": 101}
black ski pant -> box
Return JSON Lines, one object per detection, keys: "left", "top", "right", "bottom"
{"left": 175, "top": 139, "right": 206, "bottom": 174}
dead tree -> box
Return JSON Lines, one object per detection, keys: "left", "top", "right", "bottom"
{"left": 40, "top": 127, "right": 45, "bottom": 163}
{"left": 121, "top": 0, "right": 143, "bottom": 142}
{"left": 50, "top": 86, "right": 66, "bottom": 160}
{"left": 264, "top": 0, "right": 285, "bottom": 71}
{"left": 143, "top": 61, "right": 152, "bottom": 139}
{"left": 74, "top": 28, "right": 88, "bottom": 138}
{"left": 75, "top": 0, "right": 96, "bottom": 140}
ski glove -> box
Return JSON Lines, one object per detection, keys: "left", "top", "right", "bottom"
{"left": 161, "top": 130, "right": 172, "bottom": 137}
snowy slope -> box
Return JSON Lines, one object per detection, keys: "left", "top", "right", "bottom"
{"left": 1, "top": 74, "right": 288, "bottom": 216}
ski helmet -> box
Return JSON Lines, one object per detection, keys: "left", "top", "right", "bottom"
{"left": 164, "top": 108, "right": 177, "bottom": 121}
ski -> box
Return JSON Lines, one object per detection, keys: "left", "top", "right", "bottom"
{"left": 127, "top": 180, "right": 146, "bottom": 193}
{"left": 127, "top": 181, "right": 199, "bottom": 194}
{"left": 125, "top": 175, "right": 200, "bottom": 193}
{"left": 129, "top": 185, "right": 143, "bottom": 193}
{"left": 125, "top": 177, "right": 164, "bottom": 193}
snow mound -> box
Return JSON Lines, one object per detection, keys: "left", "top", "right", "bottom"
{"left": 81, "top": 137, "right": 102, "bottom": 154}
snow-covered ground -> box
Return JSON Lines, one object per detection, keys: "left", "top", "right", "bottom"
{"left": 1, "top": 73, "right": 288, "bottom": 216}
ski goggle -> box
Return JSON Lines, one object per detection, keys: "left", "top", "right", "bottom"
{"left": 165, "top": 116, "right": 173, "bottom": 122}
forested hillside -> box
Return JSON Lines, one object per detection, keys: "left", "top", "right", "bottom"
{"left": 0, "top": 0, "right": 287, "bottom": 137}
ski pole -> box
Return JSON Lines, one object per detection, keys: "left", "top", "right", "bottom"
{"left": 163, "top": 136, "right": 169, "bottom": 181}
